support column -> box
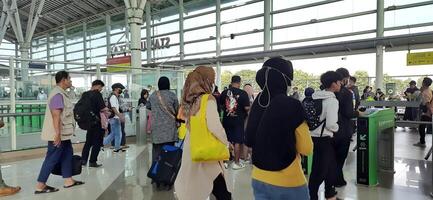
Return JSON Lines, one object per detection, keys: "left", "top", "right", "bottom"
{"left": 19, "top": 43, "right": 30, "bottom": 81}
{"left": 106, "top": 15, "right": 111, "bottom": 58}
{"left": 216, "top": 0, "right": 222, "bottom": 89}
{"left": 46, "top": 34, "right": 50, "bottom": 70}
{"left": 83, "top": 23, "right": 87, "bottom": 65}
{"left": 375, "top": 0, "right": 384, "bottom": 90}
{"left": 8, "top": 0, "right": 46, "bottom": 80}
{"left": 145, "top": 3, "right": 152, "bottom": 64}
{"left": 125, "top": 0, "right": 146, "bottom": 70}
{"left": 9, "top": 57, "right": 16, "bottom": 150}
{"left": 264, "top": 0, "right": 271, "bottom": 52}
{"left": 178, "top": 0, "right": 184, "bottom": 99}
{"left": 63, "top": 27, "right": 67, "bottom": 69}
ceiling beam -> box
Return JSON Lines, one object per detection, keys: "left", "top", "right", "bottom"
{"left": 75, "top": 1, "right": 98, "bottom": 14}
{"left": 45, "top": 13, "right": 66, "bottom": 23}
{"left": 18, "top": 10, "right": 54, "bottom": 28}
{"left": 71, "top": 5, "right": 88, "bottom": 16}
{"left": 61, "top": 7, "right": 80, "bottom": 19}
{"left": 40, "top": 0, "right": 74, "bottom": 15}
{"left": 86, "top": 0, "right": 108, "bottom": 10}
{"left": 104, "top": 0, "right": 119, "bottom": 7}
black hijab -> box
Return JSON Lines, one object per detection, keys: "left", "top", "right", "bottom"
{"left": 245, "top": 57, "right": 304, "bottom": 171}
{"left": 158, "top": 76, "right": 170, "bottom": 90}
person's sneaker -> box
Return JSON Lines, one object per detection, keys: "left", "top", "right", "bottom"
{"left": 232, "top": 162, "right": 246, "bottom": 170}
{"left": 113, "top": 149, "right": 126, "bottom": 153}
{"left": 0, "top": 186, "right": 21, "bottom": 197}
{"left": 240, "top": 159, "right": 251, "bottom": 165}
{"left": 89, "top": 163, "right": 103, "bottom": 168}
{"left": 224, "top": 162, "right": 229, "bottom": 169}
{"left": 413, "top": 142, "right": 426, "bottom": 147}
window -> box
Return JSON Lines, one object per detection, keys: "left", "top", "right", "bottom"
{"left": 221, "top": 17, "right": 263, "bottom": 36}
{"left": 184, "top": 40, "right": 216, "bottom": 54}
{"left": 221, "top": 32, "right": 263, "bottom": 50}
{"left": 385, "top": 5, "right": 433, "bottom": 28}
{"left": 184, "top": 27, "right": 215, "bottom": 42}
{"left": 184, "top": 13, "right": 215, "bottom": 29}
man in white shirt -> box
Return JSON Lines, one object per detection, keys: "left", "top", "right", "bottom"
{"left": 103, "top": 83, "right": 126, "bottom": 152}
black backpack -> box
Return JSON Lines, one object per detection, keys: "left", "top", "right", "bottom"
{"left": 73, "top": 91, "right": 100, "bottom": 130}
{"left": 107, "top": 94, "right": 118, "bottom": 119}
{"left": 302, "top": 97, "right": 326, "bottom": 136}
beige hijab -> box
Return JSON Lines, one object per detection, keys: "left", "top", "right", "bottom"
{"left": 181, "top": 66, "right": 215, "bottom": 117}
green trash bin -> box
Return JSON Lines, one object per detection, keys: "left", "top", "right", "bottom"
{"left": 40, "top": 105, "right": 46, "bottom": 129}
{"left": 15, "top": 105, "right": 23, "bottom": 134}
{"left": 23, "top": 105, "right": 31, "bottom": 133}
{"left": 31, "top": 104, "right": 41, "bottom": 130}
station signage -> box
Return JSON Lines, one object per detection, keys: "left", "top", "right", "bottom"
{"left": 107, "top": 56, "right": 131, "bottom": 73}
{"left": 407, "top": 51, "right": 433, "bottom": 66}
{"left": 111, "top": 37, "right": 171, "bottom": 54}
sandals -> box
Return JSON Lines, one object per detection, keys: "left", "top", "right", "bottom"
{"left": 34, "top": 185, "right": 59, "bottom": 194}
{"left": 64, "top": 181, "right": 85, "bottom": 188}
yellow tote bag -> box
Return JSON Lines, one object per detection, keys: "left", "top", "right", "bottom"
{"left": 178, "top": 123, "right": 187, "bottom": 140}
{"left": 190, "top": 94, "right": 230, "bottom": 162}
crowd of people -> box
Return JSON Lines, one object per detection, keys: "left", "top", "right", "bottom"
{"left": 1, "top": 57, "right": 432, "bottom": 200}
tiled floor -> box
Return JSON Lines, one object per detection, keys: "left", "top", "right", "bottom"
{"left": 1, "top": 127, "right": 433, "bottom": 200}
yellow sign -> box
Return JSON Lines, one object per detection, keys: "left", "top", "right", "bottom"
{"left": 407, "top": 51, "right": 433, "bottom": 66}
{"left": 107, "top": 56, "right": 131, "bottom": 72}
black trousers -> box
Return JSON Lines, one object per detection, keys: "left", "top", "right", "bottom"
{"left": 333, "top": 135, "right": 351, "bottom": 184}
{"left": 212, "top": 174, "right": 232, "bottom": 200}
{"left": 419, "top": 115, "right": 432, "bottom": 144}
{"left": 82, "top": 126, "right": 104, "bottom": 164}
{"left": 309, "top": 137, "right": 337, "bottom": 200}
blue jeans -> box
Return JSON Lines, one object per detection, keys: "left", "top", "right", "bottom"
{"left": 104, "top": 118, "right": 121, "bottom": 150}
{"left": 252, "top": 179, "right": 309, "bottom": 200}
{"left": 37, "top": 140, "right": 73, "bottom": 183}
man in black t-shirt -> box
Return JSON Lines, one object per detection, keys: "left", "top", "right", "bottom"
{"left": 81, "top": 80, "right": 107, "bottom": 168}
{"left": 219, "top": 75, "right": 250, "bottom": 170}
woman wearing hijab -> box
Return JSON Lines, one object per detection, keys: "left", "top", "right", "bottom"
{"left": 146, "top": 77, "right": 179, "bottom": 187}
{"left": 245, "top": 57, "right": 313, "bottom": 199}
{"left": 175, "top": 66, "right": 232, "bottom": 200}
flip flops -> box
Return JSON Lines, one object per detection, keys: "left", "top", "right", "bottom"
{"left": 34, "top": 185, "right": 59, "bottom": 194}
{"left": 64, "top": 181, "right": 85, "bottom": 188}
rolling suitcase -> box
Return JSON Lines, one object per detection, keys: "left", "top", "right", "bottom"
{"left": 147, "top": 141, "right": 183, "bottom": 186}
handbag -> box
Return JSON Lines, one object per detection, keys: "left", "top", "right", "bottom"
{"left": 52, "top": 155, "right": 82, "bottom": 176}
{"left": 190, "top": 94, "right": 230, "bottom": 162}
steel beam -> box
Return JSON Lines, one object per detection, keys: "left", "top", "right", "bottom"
{"left": 376, "top": 0, "right": 385, "bottom": 90}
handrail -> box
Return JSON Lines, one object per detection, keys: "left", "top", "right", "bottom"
{"left": 0, "top": 112, "right": 45, "bottom": 117}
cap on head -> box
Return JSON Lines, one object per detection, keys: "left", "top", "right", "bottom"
{"left": 111, "top": 83, "right": 125, "bottom": 90}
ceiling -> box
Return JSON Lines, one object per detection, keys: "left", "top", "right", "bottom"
{"left": 1, "top": 0, "right": 202, "bottom": 42}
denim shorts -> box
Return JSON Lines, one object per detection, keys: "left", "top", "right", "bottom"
{"left": 252, "top": 179, "right": 309, "bottom": 200}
